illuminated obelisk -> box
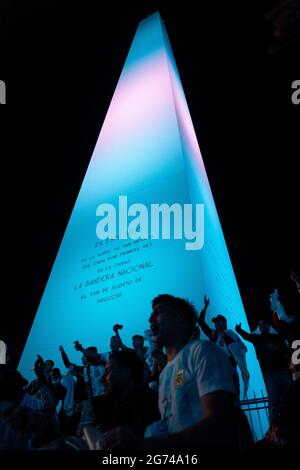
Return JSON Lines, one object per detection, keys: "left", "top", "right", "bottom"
{"left": 19, "top": 12, "right": 267, "bottom": 436}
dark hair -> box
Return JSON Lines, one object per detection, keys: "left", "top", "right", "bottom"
{"left": 152, "top": 294, "right": 198, "bottom": 334}
{"left": 86, "top": 346, "right": 98, "bottom": 354}
{"left": 132, "top": 335, "right": 144, "bottom": 342}
{"left": 44, "top": 359, "right": 54, "bottom": 367}
{"left": 51, "top": 368, "right": 61, "bottom": 376}
{"left": 109, "top": 350, "right": 144, "bottom": 382}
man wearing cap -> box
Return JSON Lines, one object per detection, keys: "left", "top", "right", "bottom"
{"left": 198, "top": 296, "right": 250, "bottom": 400}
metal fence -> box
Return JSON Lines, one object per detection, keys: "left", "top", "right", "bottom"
{"left": 240, "top": 390, "right": 270, "bottom": 441}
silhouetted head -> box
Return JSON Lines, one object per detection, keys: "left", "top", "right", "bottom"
{"left": 258, "top": 319, "right": 270, "bottom": 334}
{"left": 212, "top": 314, "right": 227, "bottom": 333}
{"left": 81, "top": 346, "right": 98, "bottom": 365}
{"left": 105, "top": 350, "right": 143, "bottom": 394}
{"left": 132, "top": 335, "right": 144, "bottom": 351}
{"left": 50, "top": 368, "right": 62, "bottom": 384}
{"left": 44, "top": 359, "right": 54, "bottom": 373}
{"left": 43, "top": 359, "right": 55, "bottom": 382}
{"left": 110, "top": 336, "right": 119, "bottom": 353}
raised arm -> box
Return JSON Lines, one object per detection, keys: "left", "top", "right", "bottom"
{"left": 198, "top": 296, "right": 214, "bottom": 341}
{"left": 59, "top": 345, "right": 72, "bottom": 369}
{"left": 235, "top": 323, "right": 254, "bottom": 343}
{"left": 73, "top": 341, "right": 103, "bottom": 364}
{"left": 112, "top": 324, "right": 130, "bottom": 350}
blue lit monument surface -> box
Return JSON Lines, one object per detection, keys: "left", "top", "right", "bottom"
{"left": 19, "top": 12, "right": 267, "bottom": 436}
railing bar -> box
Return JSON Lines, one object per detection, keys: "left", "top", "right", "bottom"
{"left": 247, "top": 391, "right": 255, "bottom": 440}
{"left": 253, "top": 390, "right": 263, "bottom": 439}
{"left": 261, "top": 388, "right": 270, "bottom": 426}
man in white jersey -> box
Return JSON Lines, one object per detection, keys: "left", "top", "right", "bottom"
{"left": 102, "top": 294, "right": 237, "bottom": 449}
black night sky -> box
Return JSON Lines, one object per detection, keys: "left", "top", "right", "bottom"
{"left": 1, "top": 1, "right": 299, "bottom": 367}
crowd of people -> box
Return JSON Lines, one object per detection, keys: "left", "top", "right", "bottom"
{"left": 0, "top": 270, "right": 299, "bottom": 450}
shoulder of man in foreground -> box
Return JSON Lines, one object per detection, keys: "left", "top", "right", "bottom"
{"left": 188, "top": 340, "right": 235, "bottom": 390}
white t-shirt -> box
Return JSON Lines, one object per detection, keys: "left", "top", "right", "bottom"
{"left": 216, "top": 335, "right": 232, "bottom": 357}
{"left": 215, "top": 330, "right": 242, "bottom": 359}
{"left": 145, "top": 339, "right": 235, "bottom": 436}
{"left": 84, "top": 364, "right": 105, "bottom": 397}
